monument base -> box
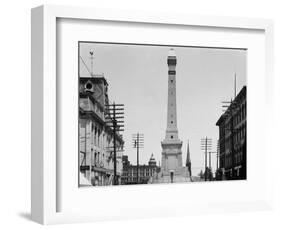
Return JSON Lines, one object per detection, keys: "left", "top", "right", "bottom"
{"left": 149, "top": 167, "right": 191, "bottom": 184}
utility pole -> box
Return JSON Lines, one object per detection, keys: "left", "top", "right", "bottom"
{"left": 234, "top": 73, "right": 237, "bottom": 98}
{"left": 229, "top": 100, "right": 235, "bottom": 179}
{"left": 201, "top": 137, "right": 212, "bottom": 181}
{"left": 208, "top": 149, "right": 219, "bottom": 170}
{"left": 209, "top": 151, "right": 212, "bottom": 170}
{"left": 132, "top": 133, "right": 144, "bottom": 184}
{"left": 215, "top": 140, "right": 220, "bottom": 180}
{"left": 208, "top": 151, "right": 217, "bottom": 181}
{"left": 105, "top": 102, "right": 124, "bottom": 185}
{"left": 216, "top": 140, "right": 220, "bottom": 172}
{"left": 89, "top": 51, "right": 94, "bottom": 77}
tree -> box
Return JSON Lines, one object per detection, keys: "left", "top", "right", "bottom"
{"left": 204, "top": 167, "right": 214, "bottom": 181}
{"left": 198, "top": 170, "right": 204, "bottom": 179}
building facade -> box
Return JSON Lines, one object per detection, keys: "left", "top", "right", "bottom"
{"left": 79, "top": 76, "right": 124, "bottom": 186}
{"left": 121, "top": 154, "right": 161, "bottom": 185}
{"left": 216, "top": 86, "right": 247, "bottom": 180}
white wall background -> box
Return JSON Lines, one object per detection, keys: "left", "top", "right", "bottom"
{"left": 0, "top": 0, "right": 280, "bottom": 229}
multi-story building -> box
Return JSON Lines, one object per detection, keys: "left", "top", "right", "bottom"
{"left": 216, "top": 86, "right": 246, "bottom": 180}
{"left": 79, "top": 75, "right": 124, "bottom": 186}
{"left": 121, "top": 154, "right": 161, "bottom": 185}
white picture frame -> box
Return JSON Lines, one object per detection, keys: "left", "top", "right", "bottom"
{"left": 31, "top": 5, "right": 274, "bottom": 225}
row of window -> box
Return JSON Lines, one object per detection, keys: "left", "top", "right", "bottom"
{"left": 79, "top": 120, "right": 123, "bottom": 173}
{"left": 221, "top": 151, "right": 244, "bottom": 168}
{"left": 80, "top": 121, "right": 122, "bottom": 151}
{"left": 234, "top": 126, "right": 246, "bottom": 144}
{"left": 235, "top": 152, "right": 243, "bottom": 165}
{"left": 233, "top": 102, "right": 246, "bottom": 126}
{"left": 124, "top": 170, "right": 155, "bottom": 176}
{"left": 122, "top": 176, "right": 152, "bottom": 182}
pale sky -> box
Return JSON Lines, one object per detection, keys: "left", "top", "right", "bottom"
{"left": 79, "top": 42, "right": 246, "bottom": 176}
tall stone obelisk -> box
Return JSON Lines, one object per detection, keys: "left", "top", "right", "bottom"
{"left": 161, "top": 49, "right": 183, "bottom": 176}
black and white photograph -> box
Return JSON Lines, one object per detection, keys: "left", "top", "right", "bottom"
{"left": 78, "top": 42, "right": 247, "bottom": 187}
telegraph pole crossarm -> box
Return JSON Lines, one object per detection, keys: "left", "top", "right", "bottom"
{"left": 105, "top": 102, "right": 124, "bottom": 185}
{"left": 132, "top": 133, "right": 144, "bottom": 184}
{"left": 201, "top": 137, "right": 212, "bottom": 181}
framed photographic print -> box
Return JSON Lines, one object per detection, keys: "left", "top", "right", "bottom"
{"left": 31, "top": 5, "right": 274, "bottom": 224}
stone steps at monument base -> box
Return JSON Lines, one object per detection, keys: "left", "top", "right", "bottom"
{"left": 149, "top": 167, "right": 192, "bottom": 184}
{"left": 156, "top": 175, "right": 191, "bottom": 183}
